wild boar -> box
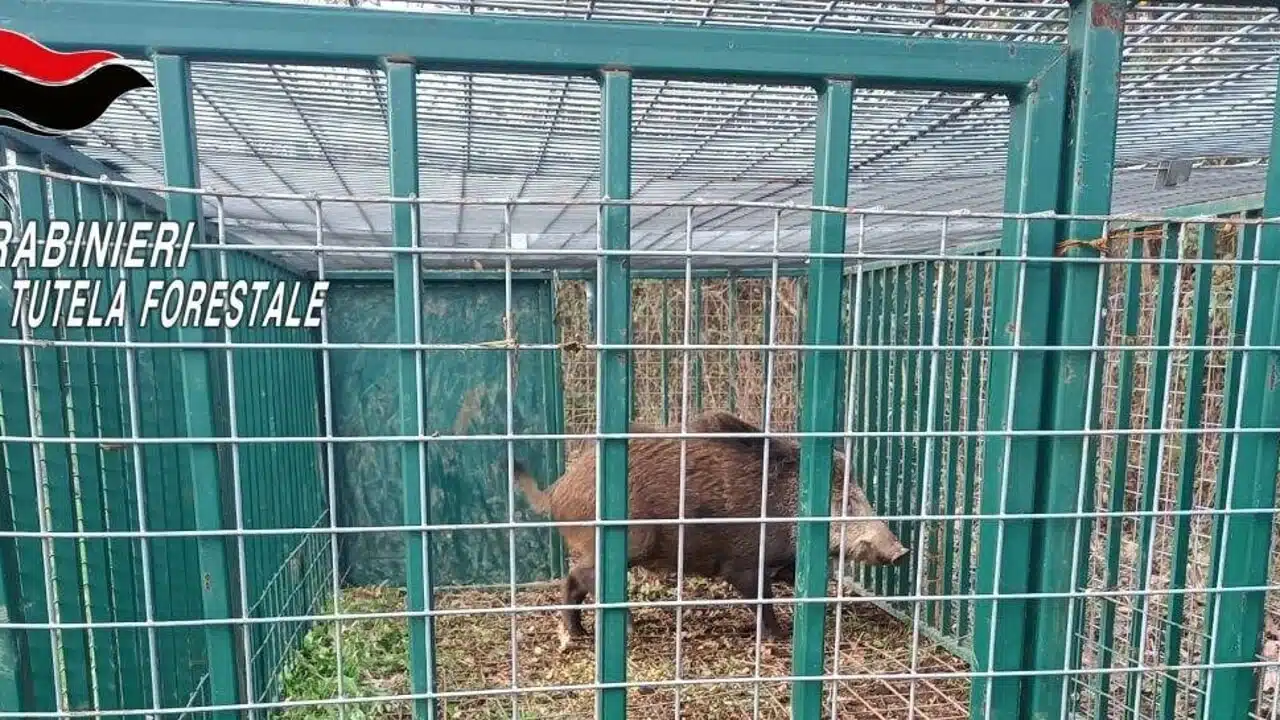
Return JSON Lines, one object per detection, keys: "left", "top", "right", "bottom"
{"left": 514, "top": 409, "right": 908, "bottom": 646}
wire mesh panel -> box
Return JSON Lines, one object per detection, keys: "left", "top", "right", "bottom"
{"left": 1, "top": 2, "right": 1279, "bottom": 720}
{"left": 0, "top": 158, "right": 330, "bottom": 716}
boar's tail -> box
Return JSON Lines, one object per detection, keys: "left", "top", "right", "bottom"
{"left": 513, "top": 460, "right": 553, "bottom": 515}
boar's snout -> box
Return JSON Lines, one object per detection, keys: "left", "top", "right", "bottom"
{"left": 888, "top": 542, "right": 910, "bottom": 566}
{"left": 851, "top": 522, "right": 910, "bottom": 567}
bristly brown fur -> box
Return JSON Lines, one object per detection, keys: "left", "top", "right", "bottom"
{"left": 515, "top": 409, "right": 906, "bottom": 645}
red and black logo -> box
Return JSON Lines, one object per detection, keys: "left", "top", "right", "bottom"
{"left": 0, "top": 29, "right": 151, "bottom": 137}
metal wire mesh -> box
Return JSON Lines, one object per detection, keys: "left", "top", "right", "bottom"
{"left": 53, "top": 0, "right": 1280, "bottom": 272}
{"left": 1, "top": 156, "right": 1278, "bottom": 718}
{"left": 2, "top": 1, "right": 1280, "bottom": 719}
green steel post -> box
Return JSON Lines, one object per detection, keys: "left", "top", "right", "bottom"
{"left": 152, "top": 54, "right": 240, "bottom": 716}
{"left": 383, "top": 58, "right": 438, "bottom": 720}
{"left": 1198, "top": 77, "right": 1280, "bottom": 720}
{"left": 970, "top": 59, "right": 1069, "bottom": 720}
{"left": 1158, "top": 223, "right": 1213, "bottom": 720}
{"left": 789, "top": 77, "right": 852, "bottom": 720}
{"left": 597, "top": 68, "right": 633, "bottom": 720}
{"left": 864, "top": 269, "right": 885, "bottom": 592}
{"left": 1091, "top": 234, "right": 1145, "bottom": 720}
{"left": 1025, "top": 1, "right": 1125, "bottom": 715}
{"left": 1124, "top": 223, "right": 1179, "bottom": 720}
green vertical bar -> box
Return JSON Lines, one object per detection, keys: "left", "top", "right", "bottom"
{"left": 863, "top": 270, "right": 884, "bottom": 591}
{"left": 1123, "top": 223, "right": 1179, "bottom": 720}
{"left": 890, "top": 264, "right": 909, "bottom": 596}
{"left": 794, "top": 279, "right": 806, "bottom": 412}
{"left": 0, "top": 143, "right": 54, "bottom": 714}
{"left": 909, "top": 261, "right": 933, "bottom": 601}
{"left": 107, "top": 195, "right": 152, "bottom": 710}
{"left": 77, "top": 182, "right": 138, "bottom": 716}
{"left": 1026, "top": 1, "right": 1125, "bottom": 715}
{"left": 728, "top": 277, "right": 738, "bottom": 414}
{"left": 970, "top": 59, "right": 1069, "bottom": 719}
{"left": 383, "top": 58, "right": 437, "bottom": 720}
{"left": 152, "top": 53, "right": 240, "bottom": 716}
{"left": 1157, "top": 223, "right": 1213, "bottom": 720}
{"left": 958, "top": 255, "right": 985, "bottom": 642}
{"left": 1091, "top": 234, "right": 1145, "bottom": 720}
{"left": 941, "top": 259, "right": 964, "bottom": 634}
{"left": 12, "top": 151, "right": 95, "bottom": 711}
{"left": 789, "top": 77, "right": 852, "bottom": 720}
{"left": 874, "top": 268, "right": 893, "bottom": 596}
{"left": 1193, "top": 216, "right": 1256, "bottom": 720}
{"left": 1199, "top": 76, "right": 1280, "bottom": 720}
{"left": 49, "top": 174, "right": 122, "bottom": 714}
{"left": 544, "top": 280, "right": 569, "bottom": 577}
{"left": 597, "top": 68, "right": 633, "bottom": 720}
{"left": 927, "top": 260, "right": 949, "bottom": 629}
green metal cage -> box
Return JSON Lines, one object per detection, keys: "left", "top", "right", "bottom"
{"left": 0, "top": 1, "right": 1278, "bottom": 719}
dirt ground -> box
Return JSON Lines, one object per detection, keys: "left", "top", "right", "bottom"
{"left": 279, "top": 573, "right": 973, "bottom": 719}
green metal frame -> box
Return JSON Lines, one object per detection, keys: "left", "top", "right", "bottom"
{"left": 384, "top": 59, "right": 439, "bottom": 720}
{"left": 1196, "top": 70, "right": 1280, "bottom": 720}
{"left": 152, "top": 55, "right": 240, "bottom": 718}
{"left": 20, "top": 2, "right": 1280, "bottom": 720}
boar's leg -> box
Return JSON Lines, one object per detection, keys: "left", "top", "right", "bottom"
{"left": 773, "top": 560, "right": 795, "bottom": 586}
{"left": 725, "top": 565, "right": 786, "bottom": 640}
{"left": 561, "top": 565, "right": 595, "bottom": 639}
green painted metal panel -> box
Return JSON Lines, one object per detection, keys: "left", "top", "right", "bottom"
{"left": 0, "top": 146, "right": 55, "bottom": 715}
{"left": 1197, "top": 74, "right": 1280, "bottom": 719}
{"left": 75, "top": 181, "right": 136, "bottom": 720}
{"left": 597, "top": 68, "right": 634, "bottom": 720}
{"left": 970, "top": 56, "right": 1069, "bottom": 720}
{"left": 790, "top": 77, "right": 852, "bottom": 720}
{"left": 1025, "top": 1, "right": 1125, "bottom": 714}
{"left": 12, "top": 151, "right": 94, "bottom": 713}
{"left": 383, "top": 58, "right": 437, "bottom": 720}
{"left": 9, "top": 0, "right": 1062, "bottom": 90}
{"left": 48, "top": 173, "right": 120, "bottom": 715}
{"left": 152, "top": 54, "right": 240, "bottom": 716}
{"left": 324, "top": 279, "right": 564, "bottom": 587}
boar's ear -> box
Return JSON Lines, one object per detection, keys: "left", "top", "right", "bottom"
{"left": 690, "top": 410, "right": 765, "bottom": 452}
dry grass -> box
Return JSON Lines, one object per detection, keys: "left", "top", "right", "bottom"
{"left": 549, "top": 222, "right": 1280, "bottom": 717}
{"left": 280, "top": 579, "right": 972, "bottom": 720}
{"left": 554, "top": 276, "right": 808, "bottom": 438}
{"left": 278, "top": 223, "right": 1280, "bottom": 720}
